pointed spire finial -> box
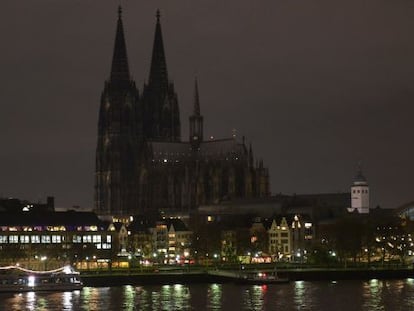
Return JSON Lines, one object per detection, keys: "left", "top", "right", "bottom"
{"left": 118, "top": 5, "right": 122, "bottom": 19}
{"left": 110, "top": 5, "right": 130, "bottom": 84}
{"left": 156, "top": 9, "right": 161, "bottom": 22}
{"left": 193, "top": 77, "right": 200, "bottom": 116}
{"left": 354, "top": 160, "right": 367, "bottom": 183}
{"left": 148, "top": 8, "right": 168, "bottom": 91}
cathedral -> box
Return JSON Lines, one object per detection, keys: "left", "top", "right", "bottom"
{"left": 95, "top": 8, "right": 270, "bottom": 217}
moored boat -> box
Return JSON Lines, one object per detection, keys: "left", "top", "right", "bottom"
{"left": 0, "top": 265, "right": 83, "bottom": 292}
{"left": 235, "top": 271, "right": 290, "bottom": 285}
{"left": 208, "top": 269, "right": 289, "bottom": 284}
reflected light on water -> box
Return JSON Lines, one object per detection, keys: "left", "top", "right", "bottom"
{"left": 62, "top": 291, "right": 72, "bottom": 310}
{"left": 243, "top": 285, "right": 265, "bottom": 310}
{"left": 363, "top": 279, "right": 384, "bottom": 310}
{"left": 27, "top": 291, "right": 36, "bottom": 311}
{"left": 123, "top": 285, "right": 136, "bottom": 309}
{"left": 294, "top": 280, "right": 306, "bottom": 309}
{"left": 207, "top": 284, "right": 222, "bottom": 310}
{"left": 82, "top": 286, "right": 104, "bottom": 310}
{"left": 149, "top": 284, "right": 191, "bottom": 310}
{"left": 3, "top": 280, "right": 414, "bottom": 310}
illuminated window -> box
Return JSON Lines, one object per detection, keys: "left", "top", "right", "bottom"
{"left": 20, "top": 236, "right": 30, "bottom": 243}
{"left": 52, "top": 235, "right": 61, "bottom": 243}
{"left": 9, "top": 235, "right": 19, "bottom": 243}
{"left": 92, "top": 235, "right": 101, "bottom": 243}
{"left": 106, "top": 235, "right": 112, "bottom": 243}
{"left": 0, "top": 236, "right": 8, "bottom": 243}
{"left": 73, "top": 235, "right": 82, "bottom": 243}
{"left": 102, "top": 243, "right": 111, "bottom": 249}
{"left": 31, "top": 235, "right": 40, "bottom": 244}
{"left": 83, "top": 235, "right": 92, "bottom": 243}
{"left": 41, "top": 236, "right": 51, "bottom": 243}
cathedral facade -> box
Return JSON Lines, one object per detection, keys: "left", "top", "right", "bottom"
{"left": 95, "top": 8, "right": 270, "bottom": 217}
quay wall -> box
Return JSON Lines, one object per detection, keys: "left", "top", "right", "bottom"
{"left": 81, "top": 269, "right": 414, "bottom": 286}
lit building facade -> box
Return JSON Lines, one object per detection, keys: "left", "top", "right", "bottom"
{"left": 350, "top": 168, "right": 370, "bottom": 214}
{"left": 267, "top": 217, "right": 291, "bottom": 260}
{"left": 0, "top": 211, "right": 117, "bottom": 269}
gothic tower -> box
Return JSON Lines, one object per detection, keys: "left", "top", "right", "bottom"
{"left": 95, "top": 7, "right": 140, "bottom": 216}
{"left": 142, "top": 10, "right": 181, "bottom": 142}
{"left": 189, "top": 78, "right": 204, "bottom": 149}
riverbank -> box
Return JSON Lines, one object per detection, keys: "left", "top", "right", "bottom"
{"left": 80, "top": 267, "right": 414, "bottom": 286}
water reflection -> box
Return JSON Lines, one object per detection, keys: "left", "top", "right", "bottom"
{"left": 2, "top": 280, "right": 414, "bottom": 310}
{"left": 26, "top": 291, "right": 36, "bottom": 311}
{"left": 123, "top": 285, "right": 136, "bottom": 310}
{"left": 62, "top": 291, "right": 72, "bottom": 310}
{"left": 207, "top": 284, "right": 221, "bottom": 310}
{"left": 145, "top": 284, "right": 191, "bottom": 310}
{"left": 363, "top": 279, "right": 385, "bottom": 310}
{"left": 242, "top": 285, "right": 266, "bottom": 310}
{"left": 294, "top": 280, "right": 307, "bottom": 309}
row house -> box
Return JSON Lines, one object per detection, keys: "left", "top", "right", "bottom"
{"left": 128, "top": 217, "right": 193, "bottom": 264}
{"left": 267, "top": 217, "right": 291, "bottom": 259}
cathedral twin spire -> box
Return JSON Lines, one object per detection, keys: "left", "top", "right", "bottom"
{"left": 148, "top": 9, "right": 169, "bottom": 95}
{"left": 110, "top": 6, "right": 130, "bottom": 85}
{"left": 107, "top": 7, "right": 183, "bottom": 142}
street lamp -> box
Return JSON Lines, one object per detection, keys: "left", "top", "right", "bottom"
{"left": 40, "top": 256, "right": 47, "bottom": 270}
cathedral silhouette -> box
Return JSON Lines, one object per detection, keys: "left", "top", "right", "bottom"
{"left": 95, "top": 8, "right": 270, "bottom": 217}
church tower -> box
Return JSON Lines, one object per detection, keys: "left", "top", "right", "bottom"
{"left": 189, "top": 78, "right": 204, "bottom": 149}
{"left": 142, "top": 10, "right": 181, "bottom": 142}
{"left": 350, "top": 165, "right": 370, "bottom": 214}
{"left": 95, "top": 7, "right": 140, "bottom": 216}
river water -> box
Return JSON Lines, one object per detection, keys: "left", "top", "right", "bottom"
{"left": 1, "top": 279, "right": 413, "bottom": 310}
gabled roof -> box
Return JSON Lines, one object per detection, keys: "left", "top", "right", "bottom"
{"left": 128, "top": 216, "right": 156, "bottom": 233}
{"left": 167, "top": 218, "right": 189, "bottom": 232}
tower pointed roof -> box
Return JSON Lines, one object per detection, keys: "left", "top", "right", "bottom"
{"left": 148, "top": 9, "right": 168, "bottom": 92}
{"left": 110, "top": 6, "right": 130, "bottom": 84}
{"left": 353, "top": 161, "right": 368, "bottom": 184}
{"left": 193, "top": 78, "right": 201, "bottom": 116}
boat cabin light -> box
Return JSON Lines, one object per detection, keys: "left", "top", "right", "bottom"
{"left": 63, "top": 266, "right": 73, "bottom": 274}
{"left": 28, "top": 276, "right": 35, "bottom": 287}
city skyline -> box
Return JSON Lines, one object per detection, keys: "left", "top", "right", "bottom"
{"left": 0, "top": 1, "right": 413, "bottom": 209}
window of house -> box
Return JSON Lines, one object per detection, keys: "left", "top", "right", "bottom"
{"left": 9, "top": 235, "right": 19, "bottom": 243}
{"left": 41, "top": 235, "right": 51, "bottom": 243}
{"left": 52, "top": 235, "right": 61, "bottom": 243}
{"left": 83, "top": 235, "right": 92, "bottom": 243}
{"left": 93, "top": 235, "right": 102, "bottom": 243}
{"left": 20, "top": 235, "right": 30, "bottom": 243}
{"left": 31, "top": 235, "right": 40, "bottom": 244}
{"left": 73, "top": 235, "right": 82, "bottom": 243}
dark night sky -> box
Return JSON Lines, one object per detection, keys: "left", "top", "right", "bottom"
{"left": 0, "top": 0, "right": 413, "bottom": 210}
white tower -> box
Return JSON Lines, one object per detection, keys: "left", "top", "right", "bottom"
{"left": 350, "top": 166, "right": 370, "bottom": 214}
